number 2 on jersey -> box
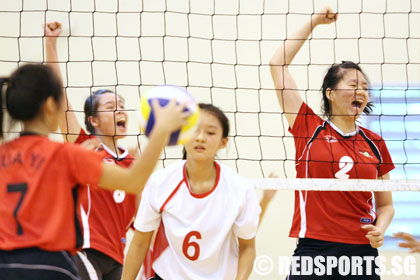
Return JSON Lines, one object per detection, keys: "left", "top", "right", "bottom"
{"left": 182, "top": 231, "right": 202, "bottom": 261}
{"left": 335, "top": 156, "right": 354, "bottom": 179}
{"left": 7, "top": 183, "right": 28, "bottom": 235}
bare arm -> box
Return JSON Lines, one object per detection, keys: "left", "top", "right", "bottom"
{"left": 45, "top": 22, "right": 81, "bottom": 143}
{"left": 98, "top": 99, "right": 188, "bottom": 193}
{"left": 269, "top": 7, "right": 337, "bottom": 128}
{"left": 135, "top": 193, "right": 142, "bottom": 209}
{"left": 362, "top": 172, "right": 394, "bottom": 248}
{"left": 259, "top": 190, "right": 276, "bottom": 228}
{"left": 99, "top": 128, "right": 168, "bottom": 193}
{"left": 122, "top": 230, "right": 154, "bottom": 280}
{"left": 392, "top": 232, "right": 420, "bottom": 253}
{"left": 258, "top": 173, "right": 278, "bottom": 228}
{"left": 235, "top": 237, "right": 256, "bottom": 280}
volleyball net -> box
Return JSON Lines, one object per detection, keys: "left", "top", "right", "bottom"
{"left": 0, "top": 0, "right": 419, "bottom": 192}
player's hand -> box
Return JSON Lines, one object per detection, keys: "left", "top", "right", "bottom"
{"left": 45, "top": 21, "right": 62, "bottom": 37}
{"left": 44, "top": 21, "right": 62, "bottom": 47}
{"left": 262, "top": 172, "right": 279, "bottom": 202}
{"left": 80, "top": 138, "right": 102, "bottom": 151}
{"left": 392, "top": 232, "right": 420, "bottom": 253}
{"left": 262, "top": 189, "right": 277, "bottom": 202}
{"left": 362, "top": 224, "right": 384, "bottom": 248}
{"left": 312, "top": 7, "right": 337, "bottom": 27}
{"left": 152, "top": 99, "right": 190, "bottom": 134}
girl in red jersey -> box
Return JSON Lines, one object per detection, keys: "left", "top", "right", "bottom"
{"left": 44, "top": 21, "right": 143, "bottom": 280}
{"left": 45, "top": 22, "right": 146, "bottom": 280}
{"left": 0, "top": 63, "right": 187, "bottom": 280}
{"left": 270, "top": 7, "right": 395, "bottom": 280}
{"left": 122, "top": 104, "right": 261, "bottom": 280}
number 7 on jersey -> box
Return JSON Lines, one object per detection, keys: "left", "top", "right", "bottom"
{"left": 7, "top": 183, "right": 28, "bottom": 235}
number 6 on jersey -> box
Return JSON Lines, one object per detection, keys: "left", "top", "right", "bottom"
{"left": 182, "top": 231, "right": 201, "bottom": 261}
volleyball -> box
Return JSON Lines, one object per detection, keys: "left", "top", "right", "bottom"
{"left": 139, "top": 85, "right": 200, "bottom": 146}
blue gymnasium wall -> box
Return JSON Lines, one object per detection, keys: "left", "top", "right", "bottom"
{"left": 362, "top": 86, "right": 420, "bottom": 249}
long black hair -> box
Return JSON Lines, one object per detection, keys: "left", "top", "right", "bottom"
{"left": 0, "top": 64, "right": 62, "bottom": 139}
{"left": 83, "top": 89, "right": 113, "bottom": 134}
{"left": 321, "top": 61, "right": 373, "bottom": 118}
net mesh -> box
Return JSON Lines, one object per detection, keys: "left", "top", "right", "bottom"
{"left": 2, "top": 0, "right": 420, "bottom": 260}
{"left": 0, "top": 0, "right": 419, "bottom": 191}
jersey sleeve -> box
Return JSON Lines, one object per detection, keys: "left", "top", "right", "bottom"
{"left": 61, "top": 143, "right": 103, "bottom": 188}
{"left": 75, "top": 128, "right": 93, "bottom": 144}
{"left": 233, "top": 185, "right": 261, "bottom": 240}
{"left": 288, "top": 102, "right": 323, "bottom": 138}
{"left": 134, "top": 178, "right": 162, "bottom": 232}
{"left": 377, "top": 138, "right": 395, "bottom": 177}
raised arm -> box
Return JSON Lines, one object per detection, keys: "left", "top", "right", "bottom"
{"left": 269, "top": 7, "right": 337, "bottom": 128}
{"left": 45, "top": 21, "right": 81, "bottom": 143}
{"left": 98, "top": 99, "right": 189, "bottom": 193}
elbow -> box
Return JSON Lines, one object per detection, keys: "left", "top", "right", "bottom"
{"left": 269, "top": 58, "right": 284, "bottom": 69}
{"left": 269, "top": 60, "right": 288, "bottom": 77}
{"left": 269, "top": 48, "right": 287, "bottom": 68}
{"left": 269, "top": 58, "right": 276, "bottom": 67}
{"left": 389, "top": 205, "right": 395, "bottom": 219}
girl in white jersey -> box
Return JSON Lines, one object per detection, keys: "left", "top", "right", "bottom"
{"left": 270, "top": 7, "right": 395, "bottom": 280}
{"left": 122, "top": 104, "right": 261, "bottom": 280}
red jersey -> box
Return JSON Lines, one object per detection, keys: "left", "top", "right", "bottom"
{"left": 75, "top": 129, "right": 136, "bottom": 264}
{"left": 289, "top": 102, "right": 395, "bottom": 244}
{"left": 0, "top": 134, "right": 103, "bottom": 253}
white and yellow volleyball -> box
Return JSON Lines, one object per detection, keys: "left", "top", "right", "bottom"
{"left": 139, "top": 85, "right": 200, "bottom": 146}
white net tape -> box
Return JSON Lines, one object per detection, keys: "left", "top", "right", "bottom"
{"left": 0, "top": 1, "right": 419, "bottom": 194}
{"left": 252, "top": 178, "right": 420, "bottom": 191}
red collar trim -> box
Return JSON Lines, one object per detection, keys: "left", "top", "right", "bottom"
{"left": 159, "top": 179, "right": 185, "bottom": 213}
{"left": 183, "top": 162, "right": 221, "bottom": 199}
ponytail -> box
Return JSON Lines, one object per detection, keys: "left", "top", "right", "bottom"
{"left": 0, "top": 77, "right": 9, "bottom": 139}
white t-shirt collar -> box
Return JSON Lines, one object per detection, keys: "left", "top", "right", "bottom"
{"left": 100, "top": 142, "right": 128, "bottom": 159}
{"left": 327, "top": 120, "right": 359, "bottom": 137}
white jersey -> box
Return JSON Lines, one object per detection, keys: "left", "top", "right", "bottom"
{"left": 134, "top": 160, "right": 261, "bottom": 280}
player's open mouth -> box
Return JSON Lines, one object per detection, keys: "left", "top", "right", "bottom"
{"left": 351, "top": 100, "right": 363, "bottom": 109}
{"left": 116, "top": 120, "right": 126, "bottom": 129}
{"left": 195, "top": 146, "right": 205, "bottom": 151}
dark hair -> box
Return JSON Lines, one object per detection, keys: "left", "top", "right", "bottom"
{"left": 83, "top": 89, "right": 114, "bottom": 134}
{"left": 0, "top": 64, "right": 62, "bottom": 139}
{"left": 182, "top": 103, "right": 229, "bottom": 160}
{"left": 321, "top": 61, "right": 373, "bottom": 118}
